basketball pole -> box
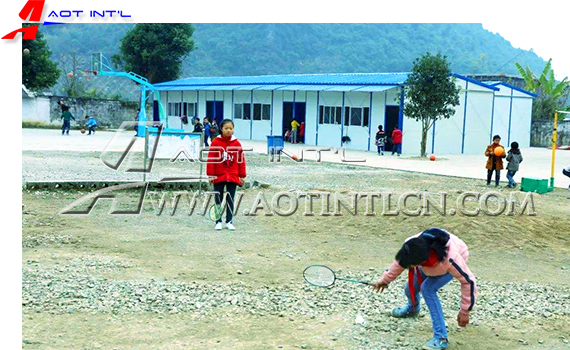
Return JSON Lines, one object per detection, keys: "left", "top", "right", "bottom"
{"left": 551, "top": 110, "right": 570, "bottom": 190}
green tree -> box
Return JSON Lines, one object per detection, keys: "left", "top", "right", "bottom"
{"left": 403, "top": 52, "right": 461, "bottom": 157}
{"left": 112, "top": 24, "right": 196, "bottom": 84}
{"left": 60, "top": 50, "right": 86, "bottom": 97}
{"left": 22, "top": 25, "right": 60, "bottom": 92}
{"left": 516, "top": 59, "right": 569, "bottom": 121}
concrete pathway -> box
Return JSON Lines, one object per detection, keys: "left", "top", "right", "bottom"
{"left": 22, "top": 128, "right": 570, "bottom": 189}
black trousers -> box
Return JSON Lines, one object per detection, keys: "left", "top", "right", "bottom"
{"left": 61, "top": 120, "right": 71, "bottom": 134}
{"left": 487, "top": 163, "right": 500, "bottom": 185}
{"left": 213, "top": 182, "right": 237, "bottom": 224}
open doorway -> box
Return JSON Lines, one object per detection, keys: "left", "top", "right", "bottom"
{"left": 283, "top": 102, "right": 306, "bottom": 143}
{"left": 206, "top": 101, "right": 224, "bottom": 125}
{"left": 384, "top": 105, "right": 400, "bottom": 152}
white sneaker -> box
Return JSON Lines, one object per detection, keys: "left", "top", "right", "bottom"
{"left": 215, "top": 222, "right": 223, "bottom": 230}
{"left": 225, "top": 222, "right": 236, "bottom": 230}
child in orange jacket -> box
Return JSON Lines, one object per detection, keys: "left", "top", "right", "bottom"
{"left": 485, "top": 135, "right": 506, "bottom": 187}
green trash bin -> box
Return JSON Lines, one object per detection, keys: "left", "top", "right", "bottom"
{"left": 520, "top": 177, "right": 550, "bottom": 194}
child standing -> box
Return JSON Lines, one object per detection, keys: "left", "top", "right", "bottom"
{"left": 506, "top": 141, "right": 523, "bottom": 188}
{"left": 203, "top": 117, "right": 211, "bottom": 147}
{"left": 374, "top": 228, "right": 477, "bottom": 350}
{"left": 291, "top": 119, "right": 300, "bottom": 144}
{"left": 375, "top": 125, "right": 387, "bottom": 155}
{"left": 193, "top": 117, "right": 203, "bottom": 133}
{"left": 61, "top": 108, "right": 75, "bottom": 135}
{"left": 206, "top": 119, "right": 247, "bottom": 231}
{"left": 484, "top": 135, "right": 506, "bottom": 187}
{"left": 84, "top": 115, "right": 98, "bottom": 135}
{"left": 391, "top": 125, "right": 403, "bottom": 156}
{"left": 209, "top": 119, "right": 220, "bottom": 142}
{"left": 284, "top": 129, "right": 291, "bottom": 143}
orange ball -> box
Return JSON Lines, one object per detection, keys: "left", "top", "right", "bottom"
{"left": 494, "top": 147, "right": 504, "bottom": 156}
{"left": 429, "top": 154, "right": 436, "bottom": 161}
{"left": 67, "top": 72, "right": 73, "bottom": 78}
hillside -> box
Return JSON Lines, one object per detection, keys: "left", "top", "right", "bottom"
{"left": 39, "top": 23, "right": 547, "bottom": 100}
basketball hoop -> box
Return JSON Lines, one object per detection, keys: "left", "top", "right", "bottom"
{"left": 82, "top": 70, "right": 98, "bottom": 81}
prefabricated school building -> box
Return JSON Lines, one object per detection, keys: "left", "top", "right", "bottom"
{"left": 154, "top": 73, "right": 536, "bottom": 155}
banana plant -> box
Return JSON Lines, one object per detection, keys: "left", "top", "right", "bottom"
{"left": 516, "top": 59, "right": 569, "bottom": 99}
{"left": 516, "top": 58, "right": 570, "bottom": 120}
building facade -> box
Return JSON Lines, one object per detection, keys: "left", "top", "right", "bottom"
{"left": 154, "top": 73, "right": 535, "bottom": 155}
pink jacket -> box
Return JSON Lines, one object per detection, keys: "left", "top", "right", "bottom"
{"left": 379, "top": 231, "right": 477, "bottom": 315}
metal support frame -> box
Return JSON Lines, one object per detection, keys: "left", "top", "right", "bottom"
{"left": 231, "top": 90, "right": 235, "bottom": 120}
{"left": 431, "top": 120, "right": 436, "bottom": 154}
{"left": 461, "top": 81, "right": 469, "bottom": 154}
{"left": 93, "top": 52, "right": 165, "bottom": 138}
{"left": 490, "top": 93, "right": 495, "bottom": 143}
{"left": 181, "top": 90, "right": 184, "bottom": 129}
{"left": 250, "top": 90, "right": 254, "bottom": 140}
{"left": 340, "top": 92, "right": 346, "bottom": 147}
{"left": 507, "top": 88, "right": 514, "bottom": 145}
{"left": 367, "top": 92, "right": 373, "bottom": 151}
{"left": 270, "top": 90, "right": 274, "bottom": 135}
{"left": 398, "top": 87, "right": 405, "bottom": 153}
{"left": 316, "top": 91, "right": 320, "bottom": 146}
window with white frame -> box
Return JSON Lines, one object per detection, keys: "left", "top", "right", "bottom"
{"left": 234, "top": 103, "right": 270, "bottom": 120}
{"left": 241, "top": 103, "right": 251, "bottom": 120}
{"left": 319, "top": 106, "right": 342, "bottom": 125}
{"left": 341, "top": 107, "right": 370, "bottom": 127}
{"left": 234, "top": 104, "right": 243, "bottom": 119}
{"left": 168, "top": 102, "right": 196, "bottom": 117}
{"left": 262, "top": 104, "right": 271, "bottom": 120}
{"left": 234, "top": 103, "right": 249, "bottom": 120}
{"left": 167, "top": 102, "right": 177, "bottom": 117}
{"left": 184, "top": 103, "right": 196, "bottom": 117}
{"left": 253, "top": 104, "right": 262, "bottom": 121}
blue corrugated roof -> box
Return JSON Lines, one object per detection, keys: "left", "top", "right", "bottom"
{"left": 483, "top": 81, "right": 537, "bottom": 97}
{"left": 155, "top": 73, "right": 410, "bottom": 88}
{"left": 452, "top": 74, "right": 499, "bottom": 91}
{"left": 154, "top": 72, "right": 500, "bottom": 93}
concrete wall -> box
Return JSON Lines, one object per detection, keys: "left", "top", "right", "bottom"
{"left": 22, "top": 96, "right": 51, "bottom": 123}
{"left": 531, "top": 120, "right": 570, "bottom": 147}
{"left": 44, "top": 96, "right": 145, "bottom": 128}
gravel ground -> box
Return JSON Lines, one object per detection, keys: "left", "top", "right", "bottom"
{"left": 21, "top": 149, "right": 570, "bottom": 349}
{"left": 21, "top": 150, "right": 487, "bottom": 192}
{"left": 22, "top": 256, "right": 570, "bottom": 349}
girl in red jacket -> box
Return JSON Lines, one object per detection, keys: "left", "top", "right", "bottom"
{"left": 206, "top": 119, "right": 247, "bottom": 231}
{"left": 374, "top": 228, "right": 476, "bottom": 350}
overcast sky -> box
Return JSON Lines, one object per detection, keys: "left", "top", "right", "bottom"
{"left": 482, "top": 21, "right": 569, "bottom": 80}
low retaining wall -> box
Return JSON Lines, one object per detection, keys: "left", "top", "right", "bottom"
{"left": 49, "top": 97, "right": 149, "bottom": 128}
{"left": 531, "top": 120, "right": 570, "bottom": 147}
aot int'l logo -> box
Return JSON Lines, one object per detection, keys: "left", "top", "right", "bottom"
{"left": 2, "top": 0, "right": 61, "bottom": 40}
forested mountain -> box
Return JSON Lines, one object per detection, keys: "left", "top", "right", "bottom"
{"left": 39, "top": 23, "right": 547, "bottom": 100}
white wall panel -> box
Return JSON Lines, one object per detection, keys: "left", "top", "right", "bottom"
{"left": 509, "top": 97, "right": 533, "bottom": 148}
{"left": 463, "top": 91, "right": 493, "bottom": 154}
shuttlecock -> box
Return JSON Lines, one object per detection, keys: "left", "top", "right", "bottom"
{"left": 355, "top": 314, "right": 367, "bottom": 326}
